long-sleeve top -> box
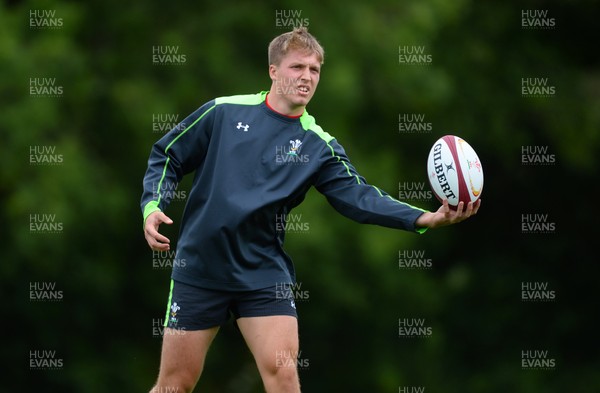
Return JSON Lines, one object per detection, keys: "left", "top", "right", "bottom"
{"left": 141, "top": 91, "right": 427, "bottom": 291}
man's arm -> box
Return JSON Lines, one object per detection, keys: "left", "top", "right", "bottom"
{"left": 141, "top": 100, "right": 217, "bottom": 250}
{"left": 313, "top": 139, "right": 429, "bottom": 232}
{"left": 313, "top": 139, "right": 479, "bottom": 232}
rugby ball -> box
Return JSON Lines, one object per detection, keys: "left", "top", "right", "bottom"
{"left": 427, "top": 135, "right": 483, "bottom": 209}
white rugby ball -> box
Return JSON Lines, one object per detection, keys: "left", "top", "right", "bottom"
{"left": 427, "top": 135, "right": 483, "bottom": 209}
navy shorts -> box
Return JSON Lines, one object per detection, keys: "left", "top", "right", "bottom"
{"left": 163, "top": 279, "right": 298, "bottom": 331}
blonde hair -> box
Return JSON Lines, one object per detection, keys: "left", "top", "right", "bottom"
{"left": 268, "top": 26, "right": 324, "bottom": 66}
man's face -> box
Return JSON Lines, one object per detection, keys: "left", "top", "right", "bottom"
{"left": 269, "top": 49, "right": 321, "bottom": 112}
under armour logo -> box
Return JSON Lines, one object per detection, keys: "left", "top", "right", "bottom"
{"left": 236, "top": 122, "right": 250, "bottom": 132}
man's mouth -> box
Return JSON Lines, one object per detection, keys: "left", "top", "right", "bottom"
{"left": 297, "top": 85, "right": 310, "bottom": 95}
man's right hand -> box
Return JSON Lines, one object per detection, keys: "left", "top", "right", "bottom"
{"left": 144, "top": 211, "right": 173, "bottom": 251}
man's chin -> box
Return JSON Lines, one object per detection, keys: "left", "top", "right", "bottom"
{"left": 289, "top": 94, "right": 312, "bottom": 108}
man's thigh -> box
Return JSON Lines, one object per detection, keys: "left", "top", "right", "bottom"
{"left": 232, "top": 284, "right": 299, "bottom": 369}
{"left": 237, "top": 316, "right": 299, "bottom": 372}
{"left": 155, "top": 327, "right": 219, "bottom": 391}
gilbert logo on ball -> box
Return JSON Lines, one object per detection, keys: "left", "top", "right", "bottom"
{"left": 427, "top": 135, "right": 483, "bottom": 209}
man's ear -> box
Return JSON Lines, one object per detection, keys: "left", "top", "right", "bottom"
{"left": 269, "top": 64, "right": 277, "bottom": 82}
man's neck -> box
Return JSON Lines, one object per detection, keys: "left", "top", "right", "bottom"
{"left": 266, "top": 91, "right": 304, "bottom": 117}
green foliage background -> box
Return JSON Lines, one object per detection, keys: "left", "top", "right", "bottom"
{"left": 1, "top": 0, "right": 598, "bottom": 392}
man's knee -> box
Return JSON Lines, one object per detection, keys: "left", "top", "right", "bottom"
{"left": 152, "top": 353, "right": 205, "bottom": 393}
{"left": 152, "top": 358, "right": 202, "bottom": 392}
{"left": 152, "top": 327, "right": 218, "bottom": 393}
{"left": 264, "top": 363, "right": 300, "bottom": 390}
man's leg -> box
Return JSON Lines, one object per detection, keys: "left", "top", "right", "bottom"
{"left": 150, "top": 327, "right": 219, "bottom": 393}
{"left": 237, "top": 316, "right": 300, "bottom": 393}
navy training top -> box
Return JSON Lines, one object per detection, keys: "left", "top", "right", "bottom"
{"left": 141, "top": 91, "right": 427, "bottom": 291}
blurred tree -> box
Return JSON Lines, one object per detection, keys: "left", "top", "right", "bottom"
{"left": 1, "top": 0, "right": 597, "bottom": 392}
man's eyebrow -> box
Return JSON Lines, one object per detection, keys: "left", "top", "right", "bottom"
{"left": 298, "top": 63, "right": 320, "bottom": 68}
{"left": 289, "top": 60, "right": 320, "bottom": 66}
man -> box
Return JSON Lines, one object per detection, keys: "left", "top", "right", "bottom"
{"left": 142, "top": 27, "right": 480, "bottom": 393}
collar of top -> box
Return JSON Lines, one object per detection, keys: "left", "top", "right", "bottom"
{"left": 265, "top": 92, "right": 304, "bottom": 119}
